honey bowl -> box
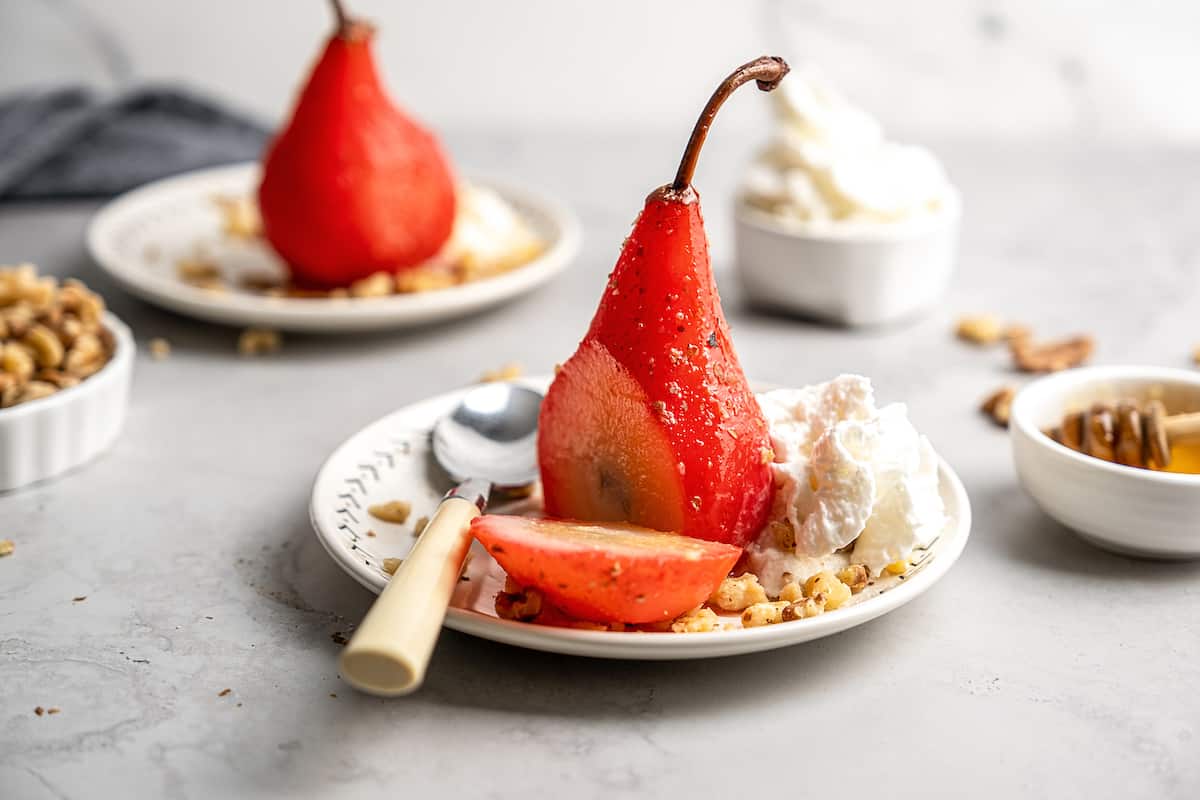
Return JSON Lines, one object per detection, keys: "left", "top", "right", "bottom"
{"left": 1010, "top": 366, "right": 1200, "bottom": 559}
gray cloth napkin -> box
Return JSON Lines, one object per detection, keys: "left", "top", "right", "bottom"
{"left": 0, "top": 86, "right": 268, "bottom": 201}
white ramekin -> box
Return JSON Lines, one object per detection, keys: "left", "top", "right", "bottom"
{"left": 1010, "top": 365, "right": 1200, "bottom": 559}
{"left": 733, "top": 193, "right": 961, "bottom": 327}
{"left": 0, "top": 312, "right": 134, "bottom": 492}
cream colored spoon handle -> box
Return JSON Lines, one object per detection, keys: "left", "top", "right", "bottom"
{"left": 1164, "top": 412, "right": 1200, "bottom": 442}
{"left": 339, "top": 484, "right": 485, "bottom": 696}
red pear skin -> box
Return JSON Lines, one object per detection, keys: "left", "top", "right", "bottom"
{"left": 258, "top": 2, "right": 456, "bottom": 288}
{"left": 539, "top": 58, "right": 789, "bottom": 547}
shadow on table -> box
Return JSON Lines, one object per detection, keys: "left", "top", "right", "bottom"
{"left": 969, "top": 479, "right": 1200, "bottom": 583}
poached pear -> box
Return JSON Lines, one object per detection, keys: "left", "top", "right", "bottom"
{"left": 538, "top": 57, "right": 788, "bottom": 547}
{"left": 258, "top": 0, "right": 456, "bottom": 288}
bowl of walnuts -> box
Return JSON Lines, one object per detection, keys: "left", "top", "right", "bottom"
{"left": 0, "top": 264, "right": 133, "bottom": 491}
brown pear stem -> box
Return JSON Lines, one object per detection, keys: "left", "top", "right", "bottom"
{"left": 330, "top": 0, "right": 349, "bottom": 29}
{"left": 329, "top": 0, "right": 373, "bottom": 38}
{"left": 671, "top": 56, "right": 790, "bottom": 191}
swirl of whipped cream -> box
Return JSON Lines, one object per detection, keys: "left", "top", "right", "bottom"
{"left": 741, "top": 67, "right": 955, "bottom": 224}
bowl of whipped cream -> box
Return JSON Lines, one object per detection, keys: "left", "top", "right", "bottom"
{"left": 735, "top": 67, "right": 960, "bottom": 327}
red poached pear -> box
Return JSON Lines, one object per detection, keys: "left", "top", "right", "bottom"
{"left": 471, "top": 515, "right": 742, "bottom": 624}
{"left": 538, "top": 57, "right": 788, "bottom": 548}
{"left": 258, "top": 0, "right": 457, "bottom": 288}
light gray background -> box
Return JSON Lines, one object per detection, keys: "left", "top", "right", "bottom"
{"left": 2, "top": 2, "right": 1200, "bottom": 799}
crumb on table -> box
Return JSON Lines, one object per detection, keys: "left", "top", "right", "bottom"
{"left": 237, "top": 328, "right": 281, "bottom": 356}
{"left": 148, "top": 338, "right": 171, "bottom": 360}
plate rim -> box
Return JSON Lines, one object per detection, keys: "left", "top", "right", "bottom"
{"left": 85, "top": 162, "right": 582, "bottom": 332}
{"left": 309, "top": 377, "right": 973, "bottom": 660}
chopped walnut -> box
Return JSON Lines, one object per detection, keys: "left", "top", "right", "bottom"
{"left": 494, "top": 586, "right": 543, "bottom": 621}
{"left": 0, "top": 539, "right": 13, "bottom": 557}
{"left": 777, "top": 581, "right": 804, "bottom": 603}
{"left": 671, "top": 606, "right": 722, "bottom": 633}
{"left": 781, "top": 596, "right": 825, "bottom": 621}
{"left": 348, "top": 272, "right": 394, "bottom": 298}
{"left": 955, "top": 314, "right": 1004, "bottom": 345}
{"left": 0, "top": 265, "right": 113, "bottom": 408}
{"left": 804, "top": 571, "right": 851, "bottom": 610}
{"left": 1011, "top": 335, "right": 1094, "bottom": 373}
{"left": 479, "top": 362, "right": 523, "bottom": 383}
{"left": 741, "top": 600, "right": 789, "bottom": 628}
{"left": 836, "top": 564, "right": 870, "bottom": 594}
{"left": 212, "top": 194, "right": 262, "bottom": 240}
{"left": 149, "top": 338, "right": 171, "bottom": 361}
{"left": 368, "top": 500, "right": 412, "bottom": 524}
{"left": 980, "top": 386, "right": 1017, "bottom": 428}
{"left": 381, "top": 557, "right": 403, "bottom": 575}
{"left": 709, "top": 573, "right": 768, "bottom": 612}
{"left": 237, "top": 328, "right": 281, "bottom": 356}
{"left": 176, "top": 257, "right": 224, "bottom": 288}
{"left": 412, "top": 515, "right": 430, "bottom": 537}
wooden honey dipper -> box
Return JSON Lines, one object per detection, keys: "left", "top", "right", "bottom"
{"left": 1046, "top": 400, "right": 1200, "bottom": 469}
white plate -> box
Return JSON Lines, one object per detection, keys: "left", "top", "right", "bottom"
{"left": 86, "top": 163, "right": 581, "bottom": 333}
{"left": 310, "top": 377, "right": 972, "bottom": 660}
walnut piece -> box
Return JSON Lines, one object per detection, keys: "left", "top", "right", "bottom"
{"left": 1011, "top": 335, "right": 1094, "bottom": 373}
{"left": 368, "top": 500, "right": 412, "bottom": 524}
{"left": 212, "top": 194, "right": 262, "bottom": 240}
{"left": 149, "top": 338, "right": 171, "bottom": 360}
{"left": 0, "top": 539, "right": 13, "bottom": 557}
{"left": 781, "top": 596, "right": 825, "bottom": 621}
{"left": 836, "top": 564, "right": 870, "bottom": 594}
{"left": 708, "top": 573, "right": 769, "bottom": 612}
{"left": 741, "top": 600, "right": 790, "bottom": 627}
{"left": 955, "top": 314, "right": 1005, "bottom": 345}
{"left": 237, "top": 328, "right": 281, "bottom": 356}
{"left": 980, "top": 385, "right": 1017, "bottom": 427}
{"left": 495, "top": 585, "right": 543, "bottom": 621}
{"left": 804, "top": 571, "right": 852, "bottom": 610}
{"left": 381, "top": 557, "right": 403, "bottom": 575}
{"left": 671, "top": 606, "right": 722, "bottom": 633}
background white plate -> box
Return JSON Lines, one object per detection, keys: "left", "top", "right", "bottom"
{"left": 86, "top": 163, "right": 581, "bottom": 333}
{"left": 310, "top": 377, "right": 973, "bottom": 660}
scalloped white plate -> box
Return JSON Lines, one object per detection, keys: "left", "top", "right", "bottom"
{"left": 309, "top": 377, "right": 972, "bottom": 660}
{"left": 86, "top": 163, "right": 581, "bottom": 333}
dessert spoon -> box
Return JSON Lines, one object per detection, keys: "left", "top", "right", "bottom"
{"left": 340, "top": 382, "right": 542, "bottom": 696}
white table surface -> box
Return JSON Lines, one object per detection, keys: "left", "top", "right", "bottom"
{"left": 2, "top": 132, "right": 1198, "bottom": 799}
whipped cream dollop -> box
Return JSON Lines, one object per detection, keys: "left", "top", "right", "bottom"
{"left": 747, "top": 375, "right": 944, "bottom": 594}
{"left": 442, "top": 184, "right": 542, "bottom": 272}
{"left": 740, "top": 67, "right": 955, "bottom": 225}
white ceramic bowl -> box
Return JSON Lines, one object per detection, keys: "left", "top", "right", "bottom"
{"left": 1010, "top": 365, "right": 1200, "bottom": 559}
{"left": 733, "top": 194, "right": 960, "bottom": 327}
{"left": 0, "top": 312, "right": 134, "bottom": 492}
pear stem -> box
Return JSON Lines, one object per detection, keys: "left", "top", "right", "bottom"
{"left": 330, "top": 0, "right": 349, "bottom": 29}
{"left": 671, "top": 56, "right": 790, "bottom": 191}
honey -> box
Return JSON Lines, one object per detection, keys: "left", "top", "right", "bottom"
{"left": 1162, "top": 441, "right": 1200, "bottom": 475}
